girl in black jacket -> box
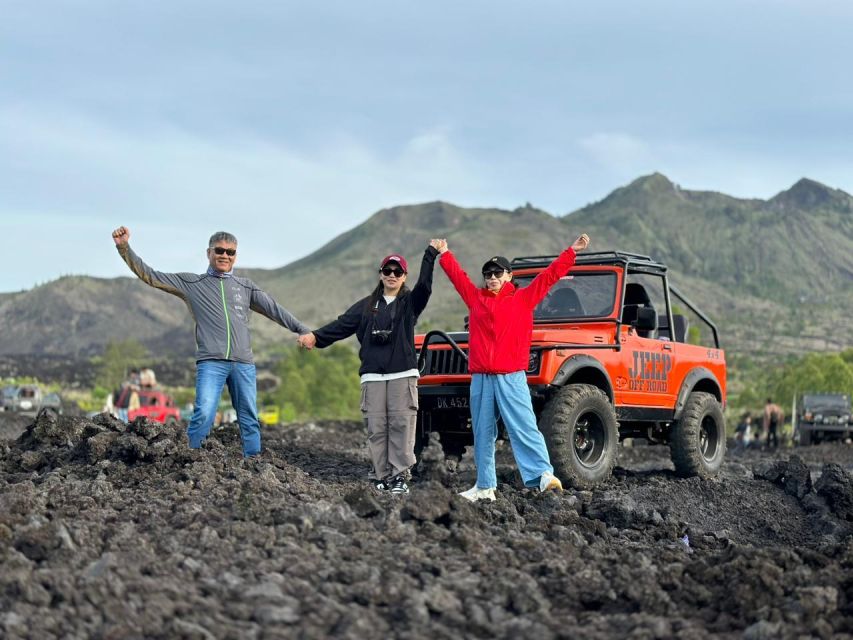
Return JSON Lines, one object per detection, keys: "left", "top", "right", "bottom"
{"left": 299, "top": 241, "right": 441, "bottom": 493}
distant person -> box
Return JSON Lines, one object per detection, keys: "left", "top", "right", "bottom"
{"left": 298, "top": 242, "right": 440, "bottom": 494}
{"left": 734, "top": 413, "right": 753, "bottom": 453}
{"left": 435, "top": 233, "right": 591, "bottom": 501}
{"left": 139, "top": 368, "right": 157, "bottom": 388}
{"left": 112, "top": 226, "right": 312, "bottom": 458}
{"left": 763, "top": 398, "right": 784, "bottom": 449}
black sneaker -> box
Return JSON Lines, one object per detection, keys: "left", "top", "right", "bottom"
{"left": 372, "top": 479, "right": 389, "bottom": 491}
{"left": 389, "top": 475, "right": 409, "bottom": 495}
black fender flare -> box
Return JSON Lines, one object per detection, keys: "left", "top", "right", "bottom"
{"left": 551, "top": 354, "right": 614, "bottom": 402}
{"left": 673, "top": 367, "right": 723, "bottom": 420}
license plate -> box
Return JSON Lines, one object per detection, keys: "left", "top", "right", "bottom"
{"left": 435, "top": 396, "right": 469, "bottom": 410}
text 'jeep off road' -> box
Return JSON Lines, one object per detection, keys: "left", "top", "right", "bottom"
{"left": 415, "top": 251, "right": 727, "bottom": 488}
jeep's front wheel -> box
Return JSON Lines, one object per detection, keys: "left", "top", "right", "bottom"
{"left": 798, "top": 429, "right": 812, "bottom": 446}
{"left": 539, "top": 384, "right": 619, "bottom": 489}
{"left": 670, "top": 391, "right": 725, "bottom": 477}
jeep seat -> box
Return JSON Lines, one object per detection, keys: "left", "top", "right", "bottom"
{"left": 621, "top": 283, "right": 656, "bottom": 338}
{"left": 658, "top": 314, "right": 690, "bottom": 342}
{"left": 542, "top": 288, "right": 584, "bottom": 318}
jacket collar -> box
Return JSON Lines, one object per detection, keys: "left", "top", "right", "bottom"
{"left": 206, "top": 267, "right": 233, "bottom": 279}
{"left": 482, "top": 281, "right": 516, "bottom": 297}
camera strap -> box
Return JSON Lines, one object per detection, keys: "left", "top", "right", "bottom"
{"left": 373, "top": 298, "right": 398, "bottom": 322}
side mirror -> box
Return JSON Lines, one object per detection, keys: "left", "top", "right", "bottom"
{"left": 636, "top": 307, "right": 658, "bottom": 332}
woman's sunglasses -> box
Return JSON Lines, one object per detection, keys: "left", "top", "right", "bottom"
{"left": 212, "top": 247, "right": 237, "bottom": 256}
{"left": 380, "top": 267, "right": 405, "bottom": 277}
{"left": 482, "top": 269, "right": 506, "bottom": 279}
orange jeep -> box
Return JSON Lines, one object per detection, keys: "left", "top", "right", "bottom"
{"left": 415, "top": 251, "right": 727, "bottom": 488}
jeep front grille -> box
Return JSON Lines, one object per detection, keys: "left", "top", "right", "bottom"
{"left": 422, "top": 348, "right": 542, "bottom": 376}
{"left": 424, "top": 348, "right": 469, "bottom": 375}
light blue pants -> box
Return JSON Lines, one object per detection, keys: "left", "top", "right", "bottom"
{"left": 470, "top": 371, "right": 554, "bottom": 489}
{"left": 187, "top": 360, "right": 261, "bottom": 457}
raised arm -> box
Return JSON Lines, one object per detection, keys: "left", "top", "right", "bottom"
{"left": 311, "top": 298, "right": 365, "bottom": 348}
{"left": 409, "top": 243, "right": 441, "bottom": 316}
{"left": 517, "top": 234, "right": 590, "bottom": 308}
{"left": 112, "top": 226, "right": 192, "bottom": 298}
{"left": 249, "top": 287, "right": 311, "bottom": 335}
{"left": 437, "top": 241, "right": 479, "bottom": 308}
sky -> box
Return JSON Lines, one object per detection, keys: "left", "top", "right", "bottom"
{"left": 3, "top": 0, "right": 852, "bottom": 292}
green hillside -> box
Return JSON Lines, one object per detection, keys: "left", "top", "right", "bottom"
{"left": 562, "top": 174, "right": 853, "bottom": 357}
{"left": 1, "top": 174, "right": 851, "bottom": 364}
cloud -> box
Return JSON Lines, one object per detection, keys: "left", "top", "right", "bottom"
{"left": 578, "top": 132, "right": 655, "bottom": 175}
{"left": 0, "top": 107, "right": 489, "bottom": 290}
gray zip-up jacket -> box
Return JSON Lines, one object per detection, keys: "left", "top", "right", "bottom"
{"left": 117, "top": 244, "right": 309, "bottom": 364}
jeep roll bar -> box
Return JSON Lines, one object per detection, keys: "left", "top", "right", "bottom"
{"left": 512, "top": 251, "right": 666, "bottom": 272}
{"left": 669, "top": 285, "right": 720, "bottom": 349}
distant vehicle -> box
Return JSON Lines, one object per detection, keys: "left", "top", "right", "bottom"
{"left": 1, "top": 386, "right": 17, "bottom": 411}
{"left": 41, "top": 392, "right": 63, "bottom": 413}
{"left": 113, "top": 387, "right": 181, "bottom": 425}
{"left": 796, "top": 393, "right": 851, "bottom": 445}
{"left": 0, "top": 384, "right": 63, "bottom": 416}
{"left": 258, "top": 405, "right": 280, "bottom": 426}
{"left": 180, "top": 404, "right": 195, "bottom": 421}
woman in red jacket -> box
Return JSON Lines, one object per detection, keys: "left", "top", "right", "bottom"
{"left": 435, "top": 234, "right": 590, "bottom": 501}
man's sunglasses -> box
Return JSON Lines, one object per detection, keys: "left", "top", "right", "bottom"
{"left": 212, "top": 247, "right": 237, "bottom": 256}
{"left": 380, "top": 267, "right": 405, "bottom": 277}
{"left": 482, "top": 269, "right": 507, "bottom": 279}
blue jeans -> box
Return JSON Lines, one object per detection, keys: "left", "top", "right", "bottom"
{"left": 470, "top": 371, "right": 554, "bottom": 489}
{"left": 187, "top": 360, "right": 261, "bottom": 457}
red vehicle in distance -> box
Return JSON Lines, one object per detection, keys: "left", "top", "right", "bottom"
{"left": 113, "top": 387, "right": 181, "bottom": 425}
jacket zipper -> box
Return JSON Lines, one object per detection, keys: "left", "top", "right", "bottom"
{"left": 219, "top": 280, "right": 232, "bottom": 359}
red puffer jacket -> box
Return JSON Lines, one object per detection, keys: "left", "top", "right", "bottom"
{"left": 439, "top": 247, "right": 577, "bottom": 374}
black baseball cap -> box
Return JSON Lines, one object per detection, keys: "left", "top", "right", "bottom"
{"left": 482, "top": 256, "right": 512, "bottom": 273}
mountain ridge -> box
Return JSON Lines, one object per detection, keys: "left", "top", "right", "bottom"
{"left": 2, "top": 174, "right": 851, "bottom": 361}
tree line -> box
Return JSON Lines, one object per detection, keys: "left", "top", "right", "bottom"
{"left": 732, "top": 348, "right": 853, "bottom": 416}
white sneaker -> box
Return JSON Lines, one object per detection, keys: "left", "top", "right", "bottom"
{"left": 458, "top": 484, "right": 496, "bottom": 502}
{"left": 539, "top": 471, "right": 563, "bottom": 493}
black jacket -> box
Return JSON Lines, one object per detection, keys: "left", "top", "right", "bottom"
{"left": 313, "top": 246, "right": 439, "bottom": 375}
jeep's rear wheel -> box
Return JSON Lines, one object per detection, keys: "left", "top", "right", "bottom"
{"left": 670, "top": 391, "right": 725, "bottom": 477}
{"left": 539, "top": 384, "right": 618, "bottom": 489}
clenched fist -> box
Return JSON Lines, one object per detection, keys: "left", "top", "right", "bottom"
{"left": 571, "top": 233, "right": 590, "bottom": 252}
{"left": 112, "top": 226, "right": 130, "bottom": 246}
{"left": 430, "top": 238, "right": 448, "bottom": 254}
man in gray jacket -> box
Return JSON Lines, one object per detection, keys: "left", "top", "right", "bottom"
{"left": 112, "top": 226, "right": 311, "bottom": 457}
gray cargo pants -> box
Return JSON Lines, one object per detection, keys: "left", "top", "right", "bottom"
{"left": 361, "top": 377, "right": 418, "bottom": 480}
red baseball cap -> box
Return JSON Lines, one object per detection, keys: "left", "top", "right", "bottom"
{"left": 379, "top": 254, "right": 408, "bottom": 273}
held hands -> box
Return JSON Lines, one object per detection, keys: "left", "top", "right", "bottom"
{"left": 430, "top": 238, "right": 448, "bottom": 254}
{"left": 571, "top": 233, "right": 590, "bottom": 252}
{"left": 298, "top": 333, "right": 316, "bottom": 350}
{"left": 112, "top": 226, "right": 130, "bottom": 246}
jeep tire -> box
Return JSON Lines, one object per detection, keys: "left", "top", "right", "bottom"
{"left": 670, "top": 391, "right": 725, "bottom": 477}
{"left": 539, "top": 384, "right": 619, "bottom": 489}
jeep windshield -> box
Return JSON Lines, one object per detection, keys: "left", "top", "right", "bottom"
{"left": 514, "top": 272, "right": 617, "bottom": 321}
{"left": 802, "top": 394, "right": 851, "bottom": 412}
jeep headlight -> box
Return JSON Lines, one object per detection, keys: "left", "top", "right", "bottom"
{"left": 815, "top": 413, "right": 823, "bottom": 423}
{"left": 527, "top": 350, "right": 541, "bottom": 374}
{"left": 841, "top": 415, "right": 850, "bottom": 424}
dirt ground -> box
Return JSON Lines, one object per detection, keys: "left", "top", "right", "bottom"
{"left": 1, "top": 411, "right": 851, "bottom": 640}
